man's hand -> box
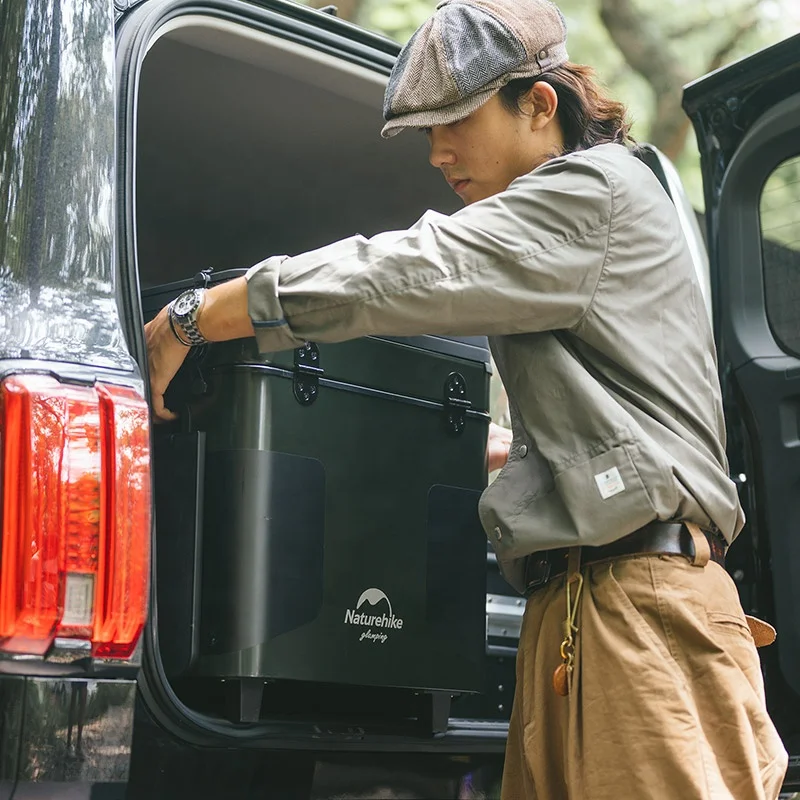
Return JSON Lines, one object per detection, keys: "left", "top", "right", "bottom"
{"left": 144, "top": 306, "right": 190, "bottom": 422}
{"left": 487, "top": 422, "right": 512, "bottom": 473}
{"left": 144, "top": 276, "right": 255, "bottom": 421}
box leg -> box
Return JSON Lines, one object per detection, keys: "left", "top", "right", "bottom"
{"left": 225, "top": 678, "right": 264, "bottom": 722}
{"left": 422, "top": 692, "right": 452, "bottom": 735}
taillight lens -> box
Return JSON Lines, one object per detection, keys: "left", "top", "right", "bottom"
{"left": 0, "top": 375, "right": 150, "bottom": 659}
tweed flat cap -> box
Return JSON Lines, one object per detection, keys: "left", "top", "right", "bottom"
{"left": 381, "top": 0, "right": 568, "bottom": 138}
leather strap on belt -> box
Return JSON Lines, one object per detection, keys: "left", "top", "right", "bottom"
{"left": 523, "top": 521, "right": 727, "bottom": 597}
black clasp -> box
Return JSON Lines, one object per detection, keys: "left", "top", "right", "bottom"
{"left": 293, "top": 343, "right": 323, "bottom": 406}
{"left": 193, "top": 267, "right": 214, "bottom": 289}
{"left": 443, "top": 372, "right": 470, "bottom": 435}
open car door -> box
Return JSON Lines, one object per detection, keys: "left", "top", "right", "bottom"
{"left": 684, "top": 32, "right": 800, "bottom": 776}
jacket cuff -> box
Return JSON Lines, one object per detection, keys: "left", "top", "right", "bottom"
{"left": 245, "top": 256, "right": 303, "bottom": 352}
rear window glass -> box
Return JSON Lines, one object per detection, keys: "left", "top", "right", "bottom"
{"left": 761, "top": 155, "right": 800, "bottom": 356}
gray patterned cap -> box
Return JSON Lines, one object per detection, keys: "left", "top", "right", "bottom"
{"left": 381, "top": 0, "right": 568, "bottom": 138}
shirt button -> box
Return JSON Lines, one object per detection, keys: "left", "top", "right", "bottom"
{"left": 519, "top": 445, "right": 528, "bottom": 458}
{"left": 493, "top": 526, "right": 503, "bottom": 541}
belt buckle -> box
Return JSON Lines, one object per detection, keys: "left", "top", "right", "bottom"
{"left": 525, "top": 556, "right": 551, "bottom": 593}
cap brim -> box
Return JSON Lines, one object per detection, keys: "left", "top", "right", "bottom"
{"left": 380, "top": 85, "right": 500, "bottom": 139}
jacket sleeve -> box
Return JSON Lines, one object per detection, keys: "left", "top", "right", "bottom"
{"left": 245, "top": 152, "right": 613, "bottom": 352}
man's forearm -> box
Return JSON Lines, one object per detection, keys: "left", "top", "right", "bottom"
{"left": 196, "top": 276, "right": 254, "bottom": 342}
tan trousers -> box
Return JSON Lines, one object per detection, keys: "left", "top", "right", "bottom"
{"left": 500, "top": 552, "right": 788, "bottom": 799}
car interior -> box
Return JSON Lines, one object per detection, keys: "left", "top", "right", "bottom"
{"left": 135, "top": 17, "right": 510, "bottom": 733}
{"left": 136, "top": 17, "right": 460, "bottom": 290}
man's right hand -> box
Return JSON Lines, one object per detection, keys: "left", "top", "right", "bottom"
{"left": 144, "top": 305, "right": 190, "bottom": 422}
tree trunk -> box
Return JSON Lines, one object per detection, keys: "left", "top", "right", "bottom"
{"left": 599, "top": 0, "right": 692, "bottom": 159}
{"left": 599, "top": 0, "right": 760, "bottom": 161}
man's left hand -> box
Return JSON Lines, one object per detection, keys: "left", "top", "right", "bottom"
{"left": 487, "top": 422, "right": 512, "bottom": 473}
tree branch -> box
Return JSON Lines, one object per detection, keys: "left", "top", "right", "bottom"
{"left": 667, "top": 17, "right": 715, "bottom": 40}
{"left": 706, "top": 12, "right": 760, "bottom": 72}
{"left": 599, "top": 0, "right": 691, "bottom": 95}
{"left": 667, "top": 0, "right": 760, "bottom": 41}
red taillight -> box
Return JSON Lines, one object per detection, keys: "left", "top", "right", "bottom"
{"left": 0, "top": 375, "right": 150, "bottom": 659}
{"left": 93, "top": 384, "right": 151, "bottom": 658}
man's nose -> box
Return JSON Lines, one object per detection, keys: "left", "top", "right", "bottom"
{"left": 428, "top": 129, "right": 456, "bottom": 169}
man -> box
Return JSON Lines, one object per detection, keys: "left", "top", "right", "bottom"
{"left": 145, "top": 0, "right": 788, "bottom": 796}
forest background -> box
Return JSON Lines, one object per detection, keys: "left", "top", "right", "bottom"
{"left": 298, "top": 0, "right": 800, "bottom": 210}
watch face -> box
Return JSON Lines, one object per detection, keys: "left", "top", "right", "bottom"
{"left": 173, "top": 289, "right": 199, "bottom": 317}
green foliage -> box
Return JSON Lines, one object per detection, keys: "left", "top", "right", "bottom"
{"left": 367, "top": 0, "right": 433, "bottom": 38}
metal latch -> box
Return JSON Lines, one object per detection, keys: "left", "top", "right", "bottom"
{"left": 486, "top": 593, "right": 525, "bottom": 640}
{"left": 293, "top": 343, "right": 323, "bottom": 406}
{"left": 443, "top": 372, "right": 470, "bottom": 435}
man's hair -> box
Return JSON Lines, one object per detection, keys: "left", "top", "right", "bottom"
{"left": 498, "top": 63, "right": 634, "bottom": 154}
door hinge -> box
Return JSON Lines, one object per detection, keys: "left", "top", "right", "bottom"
{"left": 293, "top": 343, "right": 323, "bottom": 406}
{"left": 443, "top": 372, "right": 470, "bottom": 435}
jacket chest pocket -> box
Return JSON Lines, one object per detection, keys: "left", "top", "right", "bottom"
{"left": 553, "top": 439, "right": 677, "bottom": 545}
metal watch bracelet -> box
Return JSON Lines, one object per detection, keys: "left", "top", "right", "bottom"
{"left": 168, "top": 289, "right": 209, "bottom": 347}
{"left": 167, "top": 307, "right": 192, "bottom": 347}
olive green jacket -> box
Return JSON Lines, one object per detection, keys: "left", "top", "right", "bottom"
{"left": 245, "top": 142, "right": 744, "bottom": 593}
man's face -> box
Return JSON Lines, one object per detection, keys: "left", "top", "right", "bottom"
{"left": 425, "top": 90, "right": 560, "bottom": 206}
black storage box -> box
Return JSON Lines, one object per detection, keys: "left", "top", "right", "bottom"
{"left": 143, "top": 270, "right": 492, "bottom": 723}
{"left": 451, "top": 546, "right": 520, "bottom": 722}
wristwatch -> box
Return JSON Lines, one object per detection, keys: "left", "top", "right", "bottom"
{"left": 168, "top": 288, "right": 208, "bottom": 346}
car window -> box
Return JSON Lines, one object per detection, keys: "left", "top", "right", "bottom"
{"left": 760, "top": 154, "right": 800, "bottom": 356}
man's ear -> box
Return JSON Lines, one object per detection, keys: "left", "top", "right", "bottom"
{"left": 522, "top": 81, "right": 559, "bottom": 131}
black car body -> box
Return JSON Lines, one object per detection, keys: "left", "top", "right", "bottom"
{"left": 0, "top": 0, "right": 798, "bottom": 794}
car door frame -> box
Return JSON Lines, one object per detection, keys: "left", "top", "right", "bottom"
{"left": 689, "top": 70, "right": 800, "bottom": 763}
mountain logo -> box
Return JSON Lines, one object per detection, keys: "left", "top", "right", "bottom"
{"left": 344, "top": 587, "right": 404, "bottom": 644}
{"left": 356, "top": 588, "right": 393, "bottom": 617}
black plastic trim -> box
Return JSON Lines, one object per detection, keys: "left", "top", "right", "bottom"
{"left": 715, "top": 92, "right": 800, "bottom": 370}
{"left": 683, "top": 33, "right": 800, "bottom": 119}
{"left": 117, "top": 0, "right": 402, "bottom": 59}
{"left": 711, "top": 90, "right": 800, "bottom": 707}
{"left": 0, "top": 359, "right": 142, "bottom": 391}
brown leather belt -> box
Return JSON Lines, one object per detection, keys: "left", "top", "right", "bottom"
{"left": 523, "top": 521, "right": 727, "bottom": 596}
